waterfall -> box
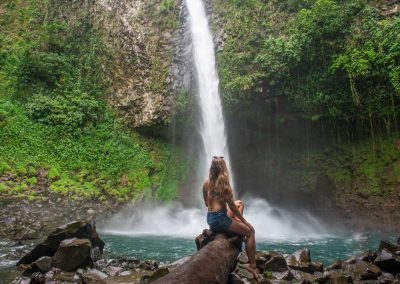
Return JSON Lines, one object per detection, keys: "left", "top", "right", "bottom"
{"left": 102, "top": 0, "right": 329, "bottom": 240}
{"left": 185, "top": 0, "right": 232, "bottom": 182}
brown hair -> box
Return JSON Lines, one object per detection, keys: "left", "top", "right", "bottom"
{"left": 205, "top": 157, "right": 233, "bottom": 204}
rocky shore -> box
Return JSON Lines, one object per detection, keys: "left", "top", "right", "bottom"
{"left": 6, "top": 219, "right": 400, "bottom": 284}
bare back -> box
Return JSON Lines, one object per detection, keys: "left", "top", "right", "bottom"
{"left": 203, "top": 181, "right": 230, "bottom": 212}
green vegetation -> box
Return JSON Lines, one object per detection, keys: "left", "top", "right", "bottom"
{"left": 292, "top": 137, "right": 400, "bottom": 196}
{"left": 215, "top": 0, "right": 400, "bottom": 138}
{"left": 0, "top": 0, "right": 183, "bottom": 201}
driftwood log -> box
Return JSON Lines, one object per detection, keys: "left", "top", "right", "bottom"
{"left": 152, "top": 229, "right": 241, "bottom": 284}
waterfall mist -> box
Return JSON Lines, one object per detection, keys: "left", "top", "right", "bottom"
{"left": 101, "top": 198, "right": 330, "bottom": 240}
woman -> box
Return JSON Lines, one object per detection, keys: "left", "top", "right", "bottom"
{"left": 203, "top": 157, "right": 259, "bottom": 281}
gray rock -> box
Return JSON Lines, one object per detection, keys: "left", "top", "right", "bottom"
{"left": 237, "top": 252, "right": 249, "bottom": 264}
{"left": 103, "top": 266, "right": 122, "bottom": 277}
{"left": 272, "top": 270, "right": 294, "bottom": 281}
{"left": 377, "top": 272, "right": 395, "bottom": 284}
{"left": 374, "top": 248, "right": 400, "bottom": 274}
{"left": 327, "top": 259, "right": 343, "bottom": 270}
{"left": 33, "top": 256, "right": 52, "bottom": 273}
{"left": 324, "top": 270, "right": 352, "bottom": 284}
{"left": 264, "top": 255, "right": 288, "bottom": 272}
{"left": 52, "top": 238, "right": 92, "bottom": 271}
{"left": 343, "top": 260, "right": 381, "bottom": 280}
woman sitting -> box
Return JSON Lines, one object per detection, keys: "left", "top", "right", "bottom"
{"left": 202, "top": 156, "right": 259, "bottom": 281}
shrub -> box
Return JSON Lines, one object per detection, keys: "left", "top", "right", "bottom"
{"left": 27, "top": 88, "right": 102, "bottom": 130}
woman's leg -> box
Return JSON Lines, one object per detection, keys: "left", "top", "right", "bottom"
{"left": 228, "top": 219, "right": 258, "bottom": 281}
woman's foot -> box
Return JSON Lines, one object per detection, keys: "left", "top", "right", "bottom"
{"left": 246, "top": 265, "right": 259, "bottom": 283}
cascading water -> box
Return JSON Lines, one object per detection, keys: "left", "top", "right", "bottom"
{"left": 185, "top": 0, "right": 232, "bottom": 181}
{"left": 102, "top": 0, "right": 329, "bottom": 240}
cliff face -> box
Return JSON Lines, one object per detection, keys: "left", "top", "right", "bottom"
{"left": 50, "top": 0, "right": 183, "bottom": 128}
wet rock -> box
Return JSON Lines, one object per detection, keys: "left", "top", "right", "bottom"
{"left": 285, "top": 248, "right": 319, "bottom": 273}
{"left": 264, "top": 254, "right": 287, "bottom": 272}
{"left": 272, "top": 270, "right": 294, "bottom": 281}
{"left": 52, "top": 238, "right": 92, "bottom": 272}
{"left": 138, "top": 260, "right": 158, "bottom": 271}
{"left": 17, "top": 218, "right": 104, "bottom": 266}
{"left": 377, "top": 272, "right": 395, "bottom": 283}
{"left": 53, "top": 271, "right": 81, "bottom": 283}
{"left": 142, "top": 267, "right": 169, "bottom": 282}
{"left": 379, "top": 240, "right": 400, "bottom": 255}
{"left": 236, "top": 266, "right": 254, "bottom": 280}
{"left": 91, "top": 247, "right": 102, "bottom": 262}
{"left": 290, "top": 269, "right": 314, "bottom": 282}
{"left": 327, "top": 260, "right": 343, "bottom": 270}
{"left": 23, "top": 256, "right": 52, "bottom": 275}
{"left": 103, "top": 266, "right": 122, "bottom": 277}
{"left": 343, "top": 260, "right": 381, "bottom": 280}
{"left": 238, "top": 252, "right": 249, "bottom": 264}
{"left": 293, "top": 248, "right": 311, "bottom": 263}
{"left": 81, "top": 269, "right": 108, "bottom": 283}
{"left": 324, "top": 270, "right": 352, "bottom": 284}
{"left": 30, "top": 272, "right": 44, "bottom": 283}
{"left": 358, "top": 251, "right": 377, "bottom": 262}
{"left": 229, "top": 272, "right": 245, "bottom": 284}
{"left": 374, "top": 248, "right": 400, "bottom": 274}
{"left": 255, "top": 251, "right": 274, "bottom": 271}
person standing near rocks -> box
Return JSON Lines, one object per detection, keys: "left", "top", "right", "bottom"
{"left": 202, "top": 156, "right": 259, "bottom": 282}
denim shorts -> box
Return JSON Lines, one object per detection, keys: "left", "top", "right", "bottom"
{"left": 207, "top": 208, "right": 233, "bottom": 232}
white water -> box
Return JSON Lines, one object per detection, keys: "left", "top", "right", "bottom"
{"left": 186, "top": 0, "right": 232, "bottom": 180}
{"left": 102, "top": 198, "right": 329, "bottom": 240}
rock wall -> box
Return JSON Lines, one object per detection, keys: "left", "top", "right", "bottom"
{"left": 49, "top": 0, "right": 185, "bottom": 128}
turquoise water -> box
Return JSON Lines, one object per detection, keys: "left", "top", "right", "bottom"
{"left": 101, "top": 233, "right": 397, "bottom": 265}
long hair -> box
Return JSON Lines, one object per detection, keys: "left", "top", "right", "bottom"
{"left": 205, "top": 157, "right": 233, "bottom": 203}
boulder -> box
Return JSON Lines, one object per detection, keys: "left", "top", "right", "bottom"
{"left": 342, "top": 260, "right": 381, "bottom": 280}
{"left": 272, "top": 270, "right": 294, "bottom": 281}
{"left": 374, "top": 248, "right": 400, "bottom": 274}
{"left": 377, "top": 272, "right": 395, "bottom": 284}
{"left": 23, "top": 256, "right": 53, "bottom": 275}
{"left": 53, "top": 271, "right": 81, "bottom": 283}
{"left": 52, "top": 238, "right": 92, "bottom": 271}
{"left": 17, "top": 218, "right": 104, "bottom": 266}
{"left": 255, "top": 251, "right": 275, "bottom": 271}
{"left": 379, "top": 240, "right": 400, "bottom": 255}
{"left": 327, "top": 260, "right": 343, "bottom": 270}
{"left": 264, "top": 255, "right": 288, "bottom": 272}
{"left": 103, "top": 266, "right": 123, "bottom": 277}
{"left": 285, "top": 248, "right": 320, "bottom": 273}
{"left": 81, "top": 269, "right": 108, "bottom": 284}
{"left": 358, "top": 251, "right": 377, "bottom": 263}
{"left": 324, "top": 270, "right": 352, "bottom": 284}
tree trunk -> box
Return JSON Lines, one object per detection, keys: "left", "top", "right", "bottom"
{"left": 152, "top": 232, "right": 241, "bottom": 284}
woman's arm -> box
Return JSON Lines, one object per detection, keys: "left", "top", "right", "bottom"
{"left": 202, "top": 184, "right": 208, "bottom": 207}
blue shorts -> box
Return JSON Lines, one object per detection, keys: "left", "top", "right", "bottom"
{"left": 207, "top": 208, "right": 233, "bottom": 232}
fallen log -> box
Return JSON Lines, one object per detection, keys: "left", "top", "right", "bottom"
{"left": 152, "top": 230, "right": 241, "bottom": 284}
